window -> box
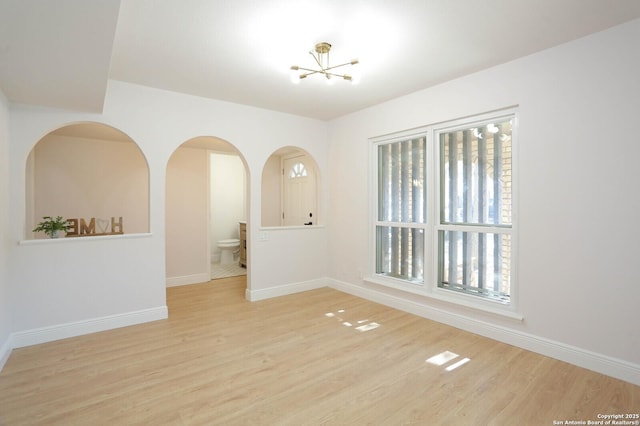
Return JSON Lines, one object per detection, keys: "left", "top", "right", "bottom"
{"left": 375, "top": 137, "right": 426, "bottom": 283}
{"left": 438, "top": 119, "right": 513, "bottom": 303}
{"left": 372, "top": 111, "right": 515, "bottom": 307}
{"left": 289, "top": 162, "right": 308, "bottom": 178}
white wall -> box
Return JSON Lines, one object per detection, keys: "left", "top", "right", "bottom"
{"left": 0, "top": 89, "right": 12, "bottom": 368}
{"left": 31, "top": 134, "right": 149, "bottom": 237}
{"left": 327, "top": 19, "right": 640, "bottom": 381}
{"left": 261, "top": 154, "right": 281, "bottom": 226}
{"left": 210, "top": 152, "right": 246, "bottom": 261}
{"left": 7, "top": 80, "right": 330, "bottom": 343}
{"left": 165, "top": 147, "right": 209, "bottom": 283}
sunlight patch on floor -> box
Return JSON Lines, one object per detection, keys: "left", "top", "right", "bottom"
{"left": 355, "top": 322, "right": 380, "bottom": 332}
{"left": 426, "top": 350, "right": 471, "bottom": 372}
{"left": 445, "top": 357, "right": 471, "bottom": 371}
{"left": 325, "top": 309, "right": 381, "bottom": 333}
{"left": 426, "top": 351, "right": 459, "bottom": 366}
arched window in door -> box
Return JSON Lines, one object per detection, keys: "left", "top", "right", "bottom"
{"left": 289, "top": 162, "right": 307, "bottom": 178}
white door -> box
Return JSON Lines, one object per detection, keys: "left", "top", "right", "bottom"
{"left": 282, "top": 155, "right": 316, "bottom": 226}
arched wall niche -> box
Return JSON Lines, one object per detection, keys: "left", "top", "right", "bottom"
{"left": 165, "top": 135, "right": 249, "bottom": 285}
{"left": 261, "top": 146, "right": 321, "bottom": 227}
{"left": 25, "top": 121, "right": 150, "bottom": 239}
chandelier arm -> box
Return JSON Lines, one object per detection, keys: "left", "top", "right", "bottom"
{"left": 324, "top": 71, "right": 352, "bottom": 78}
{"left": 301, "top": 72, "right": 321, "bottom": 78}
{"left": 295, "top": 66, "right": 320, "bottom": 73}
{"left": 324, "top": 61, "right": 357, "bottom": 72}
{"left": 309, "top": 51, "right": 325, "bottom": 70}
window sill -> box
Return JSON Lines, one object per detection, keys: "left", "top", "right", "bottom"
{"left": 259, "top": 225, "right": 325, "bottom": 231}
{"left": 19, "top": 232, "right": 153, "bottom": 245}
{"left": 364, "top": 275, "right": 524, "bottom": 321}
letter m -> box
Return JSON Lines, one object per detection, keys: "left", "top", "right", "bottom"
{"left": 80, "top": 218, "right": 96, "bottom": 235}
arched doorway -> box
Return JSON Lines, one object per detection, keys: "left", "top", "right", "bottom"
{"left": 165, "top": 136, "right": 249, "bottom": 286}
{"left": 261, "top": 147, "right": 321, "bottom": 227}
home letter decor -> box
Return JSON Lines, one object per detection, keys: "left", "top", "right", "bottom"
{"left": 65, "top": 217, "right": 124, "bottom": 237}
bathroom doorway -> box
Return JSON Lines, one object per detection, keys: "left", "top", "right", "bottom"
{"left": 165, "top": 137, "right": 248, "bottom": 287}
{"left": 209, "top": 151, "right": 247, "bottom": 279}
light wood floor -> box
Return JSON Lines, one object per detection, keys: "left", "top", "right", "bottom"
{"left": 1, "top": 277, "right": 638, "bottom": 425}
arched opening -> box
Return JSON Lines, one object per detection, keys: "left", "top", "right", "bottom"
{"left": 165, "top": 136, "right": 249, "bottom": 286}
{"left": 261, "top": 147, "right": 321, "bottom": 227}
{"left": 25, "top": 122, "right": 149, "bottom": 239}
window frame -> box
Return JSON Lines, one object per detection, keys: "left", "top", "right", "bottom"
{"left": 374, "top": 134, "right": 428, "bottom": 284}
{"left": 368, "top": 109, "right": 520, "bottom": 319}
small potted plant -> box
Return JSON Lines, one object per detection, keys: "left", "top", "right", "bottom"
{"left": 33, "top": 216, "right": 71, "bottom": 238}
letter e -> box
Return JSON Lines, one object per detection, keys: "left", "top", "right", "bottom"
{"left": 66, "top": 218, "right": 78, "bottom": 236}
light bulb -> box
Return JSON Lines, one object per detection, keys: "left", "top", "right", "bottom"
{"left": 290, "top": 67, "right": 301, "bottom": 84}
{"left": 349, "top": 68, "right": 361, "bottom": 85}
{"left": 326, "top": 74, "right": 336, "bottom": 85}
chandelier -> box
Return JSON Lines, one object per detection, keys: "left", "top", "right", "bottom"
{"left": 290, "top": 42, "right": 359, "bottom": 84}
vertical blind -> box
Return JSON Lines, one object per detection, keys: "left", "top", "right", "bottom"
{"left": 439, "top": 120, "right": 512, "bottom": 301}
{"left": 376, "top": 137, "right": 426, "bottom": 283}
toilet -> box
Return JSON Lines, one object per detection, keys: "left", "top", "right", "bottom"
{"left": 217, "top": 238, "right": 240, "bottom": 264}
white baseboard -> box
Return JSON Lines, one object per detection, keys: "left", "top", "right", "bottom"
{"left": 11, "top": 306, "right": 168, "bottom": 349}
{"left": 0, "top": 333, "right": 12, "bottom": 371}
{"left": 245, "top": 278, "right": 329, "bottom": 302}
{"left": 327, "top": 278, "right": 640, "bottom": 386}
{"left": 166, "top": 273, "right": 211, "bottom": 288}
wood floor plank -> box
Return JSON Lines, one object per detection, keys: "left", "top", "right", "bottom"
{"left": 0, "top": 276, "right": 638, "bottom": 425}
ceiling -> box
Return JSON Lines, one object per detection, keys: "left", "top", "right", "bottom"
{"left": 2, "top": 0, "right": 640, "bottom": 121}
